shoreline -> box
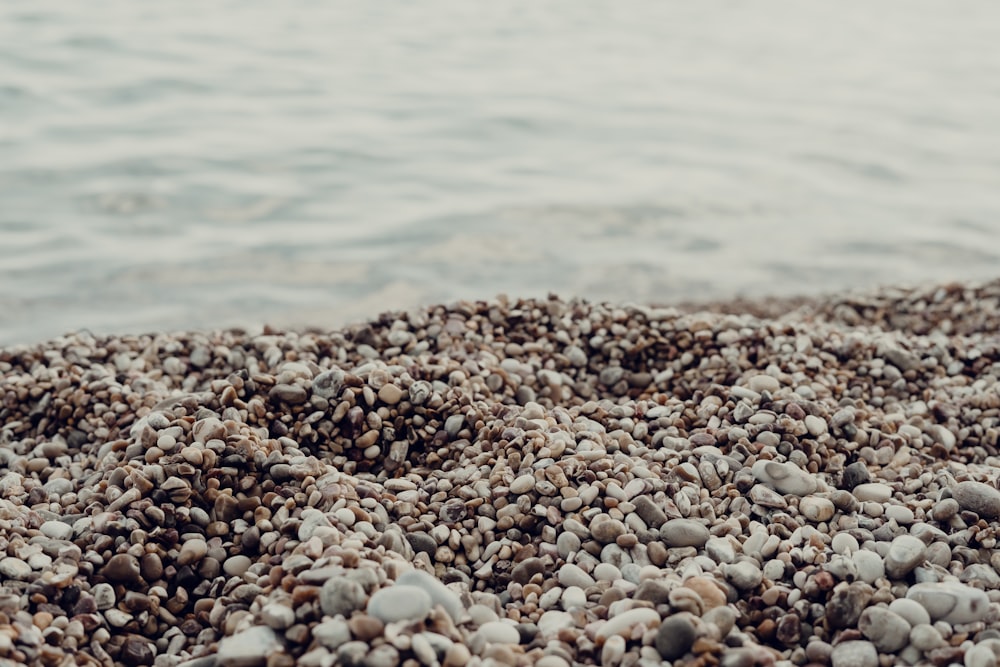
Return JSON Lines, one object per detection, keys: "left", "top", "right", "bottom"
{"left": 2, "top": 278, "right": 1000, "bottom": 666}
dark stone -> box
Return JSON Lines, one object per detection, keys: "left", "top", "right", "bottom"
{"left": 656, "top": 614, "right": 697, "bottom": 660}
{"left": 510, "top": 557, "right": 547, "bottom": 586}
{"left": 825, "top": 583, "right": 873, "bottom": 630}
{"left": 841, "top": 461, "right": 870, "bottom": 490}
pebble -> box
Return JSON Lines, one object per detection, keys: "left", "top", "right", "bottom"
{"left": 830, "top": 640, "right": 878, "bottom": 667}
{"left": 655, "top": 613, "right": 697, "bottom": 660}
{"left": 884, "top": 534, "right": 927, "bottom": 579}
{"left": 367, "top": 585, "right": 433, "bottom": 623}
{"left": 858, "top": 606, "right": 911, "bottom": 652}
{"left": 751, "top": 460, "right": 817, "bottom": 496}
{"left": 660, "top": 519, "right": 710, "bottom": 547}
{"left": 217, "top": 626, "right": 283, "bottom": 667}
{"left": 4, "top": 282, "right": 1000, "bottom": 666}
{"left": 952, "top": 481, "right": 1000, "bottom": 519}
{"left": 906, "top": 582, "right": 991, "bottom": 624}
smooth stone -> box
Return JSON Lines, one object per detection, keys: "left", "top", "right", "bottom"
{"left": 724, "top": 561, "right": 763, "bottom": 590}
{"left": 952, "top": 481, "right": 1000, "bottom": 520}
{"left": 799, "top": 496, "right": 836, "bottom": 523}
{"left": 260, "top": 603, "right": 295, "bottom": 630}
{"left": 858, "top": 607, "right": 911, "bottom": 653}
{"left": 654, "top": 613, "right": 697, "bottom": 660}
{"left": 597, "top": 607, "right": 662, "bottom": 641}
{"left": 474, "top": 621, "right": 520, "bottom": 645}
{"left": 832, "top": 533, "right": 859, "bottom": 555}
{"left": 92, "top": 582, "right": 116, "bottom": 610}
{"left": 103, "top": 554, "right": 142, "bottom": 584}
{"left": 747, "top": 374, "right": 780, "bottom": 393}
{"left": 841, "top": 461, "right": 871, "bottom": 490}
{"left": 660, "top": 519, "right": 710, "bottom": 548}
{"left": 804, "top": 414, "right": 828, "bottom": 436}
{"left": 683, "top": 576, "right": 727, "bottom": 610}
{"left": 311, "top": 370, "right": 345, "bottom": 399}
{"left": 321, "top": 577, "right": 367, "bottom": 618}
{"left": 852, "top": 550, "right": 885, "bottom": 584}
{"left": 39, "top": 520, "right": 73, "bottom": 541}
{"left": 852, "top": 483, "right": 892, "bottom": 503}
{"left": 888, "top": 598, "right": 931, "bottom": 627}
{"left": 908, "top": 624, "right": 945, "bottom": 651}
{"left": 224, "top": 555, "right": 253, "bottom": 577}
{"left": 510, "top": 557, "right": 546, "bottom": 586}
{"left": 377, "top": 384, "right": 404, "bottom": 405}
{"left": 217, "top": 626, "right": 283, "bottom": 667}
{"left": 906, "top": 582, "right": 991, "bottom": 624}
{"left": 509, "top": 476, "right": 536, "bottom": 495}
{"left": 0, "top": 557, "right": 31, "bottom": 580}
{"left": 964, "top": 644, "right": 996, "bottom": 667}
{"left": 884, "top": 535, "right": 926, "bottom": 579}
{"left": 557, "top": 563, "right": 596, "bottom": 589}
{"left": 751, "top": 460, "right": 817, "bottom": 496}
{"left": 632, "top": 495, "right": 668, "bottom": 528}
{"left": 537, "top": 611, "right": 575, "bottom": 637}
{"left": 396, "top": 569, "right": 463, "bottom": 622}
{"left": 831, "top": 640, "right": 877, "bottom": 667}
{"left": 367, "top": 585, "right": 432, "bottom": 623}
{"left": 593, "top": 563, "right": 622, "bottom": 582}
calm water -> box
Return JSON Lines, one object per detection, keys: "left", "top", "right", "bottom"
{"left": 3, "top": 2, "right": 1000, "bottom": 344}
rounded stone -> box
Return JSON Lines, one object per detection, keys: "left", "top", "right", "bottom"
{"left": 858, "top": 606, "right": 911, "bottom": 652}
{"left": 906, "top": 582, "right": 991, "bottom": 624}
{"left": 474, "top": 621, "right": 520, "bottom": 645}
{"left": 799, "top": 496, "right": 836, "bottom": 523}
{"left": 655, "top": 613, "right": 697, "bottom": 660}
{"left": 395, "top": 569, "right": 463, "bottom": 622}
{"left": 103, "top": 554, "right": 142, "bottom": 585}
{"left": 751, "top": 460, "right": 817, "bottom": 496}
{"left": 883, "top": 534, "right": 926, "bottom": 579}
{"left": 660, "top": 519, "right": 710, "bottom": 548}
{"left": 831, "top": 640, "right": 877, "bottom": 667}
{"left": 852, "top": 483, "right": 892, "bottom": 503}
{"left": 366, "top": 585, "right": 432, "bottom": 623}
{"left": 377, "top": 384, "right": 404, "bottom": 405}
{"left": 951, "top": 481, "right": 1000, "bottom": 520}
{"left": 557, "top": 563, "right": 596, "bottom": 589}
{"left": 320, "top": 577, "right": 367, "bottom": 617}
{"left": 888, "top": 598, "right": 931, "bottom": 627}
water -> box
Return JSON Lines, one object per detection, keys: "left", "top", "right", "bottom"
{"left": 3, "top": 2, "right": 1000, "bottom": 345}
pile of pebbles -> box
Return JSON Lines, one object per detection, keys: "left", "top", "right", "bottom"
{"left": 2, "top": 278, "right": 1000, "bottom": 667}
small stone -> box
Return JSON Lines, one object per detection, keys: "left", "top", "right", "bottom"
{"left": 660, "top": 519, "right": 710, "bottom": 547}
{"left": 537, "top": 611, "right": 575, "bottom": 637}
{"left": 474, "top": 621, "right": 520, "bottom": 645}
{"left": 39, "top": 520, "right": 73, "bottom": 541}
{"left": 632, "top": 495, "right": 668, "bottom": 528}
{"left": 799, "top": 496, "right": 836, "bottom": 522}
{"left": 908, "top": 624, "right": 945, "bottom": 651}
{"left": 724, "top": 561, "right": 763, "bottom": 590}
{"left": 261, "top": 603, "right": 295, "bottom": 630}
{"left": 858, "top": 606, "right": 911, "bottom": 652}
{"left": 906, "top": 582, "right": 991, "bottom": 624}
{"left": 682, "top": 576, "right": 727, "bottom": 610}
{"left": 269, "top": 384, "right": 308, "bottom": 404}
{"left": 597, "top": 607, "right": 662, "bottom": 641}
{"left": 395, "top": 569, "right": 463, "bottom": 622}
{"left": 511, "top": 558, "right": 547, "bottom": 586}
{"left": 831, "top": 640, "right": 877, "bottom": 667}
{"left": 177, "top": 539, "right": 208, "bottom": 566}
{"left": 841, "top": 461, "right": 871, "bottom": 490}
{"left": 217, "top": 626, "right": 283, "bottom": 667}
{"left": 557, "top": 563, "right": 596, "bottom": 589}
{"left": 509, "top": 475, "right": 535, "bottom": 495}
{"left": 312, "top": 619, "right": 351, "bottom": 650}
{"left": 884, "top": 534, "right": 926, "bottom": 579}
{"left": 224, "top": 555, "right": 253, "bottom": 577}
{"left": 804, "top": 415, "right": 828, "bottom": 436}
{"left": 952, "top": 481, "right": 1000, "bottom": 520}
{"left": 0, "top": 557, "right": 31, "bottom": 580}
{"left": 377, "top": 384, "right": 404, "bottom": 405}
{"left": 366, "top": 585, "right": 432, "bottom": 623}
{"left": 852, "top": 483, "right": 892, "bottom": 502}
{"left": 655, "top": 613, "right": 697, "bottom": 660}
{"left": 751, "top": 460, "right": 817, "bottom": 496}
{"left": 964, "top": 644, "right": 996, "bottom": 667}
{"left": 852, "top": 550, "right": 885, "bottom": 584}
{"left": 888, "top": 598, "right": 931, "bottom": 627}
{"left": 103, "top": 554, "right": 142, "bottom": 585}
{"left": 747, "top": 374, "right": 780, "bottom": 393}
{"left": 312, "top": 370, "right": 345, "bottom": 400}
{"left": 320, "top": 578, "right": 367, "bottom": 617}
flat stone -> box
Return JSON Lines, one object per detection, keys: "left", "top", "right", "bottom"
{"left": 888, "top": 598, "right": 931, "bottom": 627}
{"left": 367, "top": 584, "right": 432, "bottom": 623}
{"left": 312, "top": 619, "right": 351, "bottom": 650}
{"left": 858, "top": 606, "right": 911, "bottom": 652}
{"left": 951, "top": 481, "right": 1000, "bottom": 520}
{"left": 39, "top": 520, "right": 73, "bottom": 541}
{"left": 217, "top": 626, "right": 283, "bottom": 667}
{"left": 884, "top": 535, "right": 926, "bottom": 579}
{"left": 751, "top": 460, "right": 817, "bottom": 496}
{"left": 831, "top": 640, "right": 877, "bottom": 667}
{"left": 747, "top": 374, "right": 780, "bottom": 393}
{"left": 509, "top": 475, "right": 535, "bottom": 495}
{"left": 724, "top": 561, "right": 763, "bottom": 590}
{"left": 804, "top": 414, "right": 828, "bottom": 436}
{"left": 660, "top": 519, "right": 710, "bottom": 548}
{"left": 474, "top": 621, "right": 520, "bottom": 645}
{"left": 0, "top": 558, "right": 31, "bottom": 580}
{"left": 377, "top": 383, "right": 405, "bottom": 405}
{"left": 632, "top": 495, "right": 667, "bottom": 528}
{"left": 852, "top": 483, "right": 892, "bottom": 503}
{"left": 906, "top": 582, "right": 991, "bottom": 624}
{"left": 537, "top": 610, "right": 575, "bottom": 637}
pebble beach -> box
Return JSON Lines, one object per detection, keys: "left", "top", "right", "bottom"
{"left": 2, "top": 279, "right": 1000, "bottom": 667}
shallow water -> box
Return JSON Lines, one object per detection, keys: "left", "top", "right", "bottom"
{"left": 2, "top": 1, "right": 1000, "bottom": 344}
